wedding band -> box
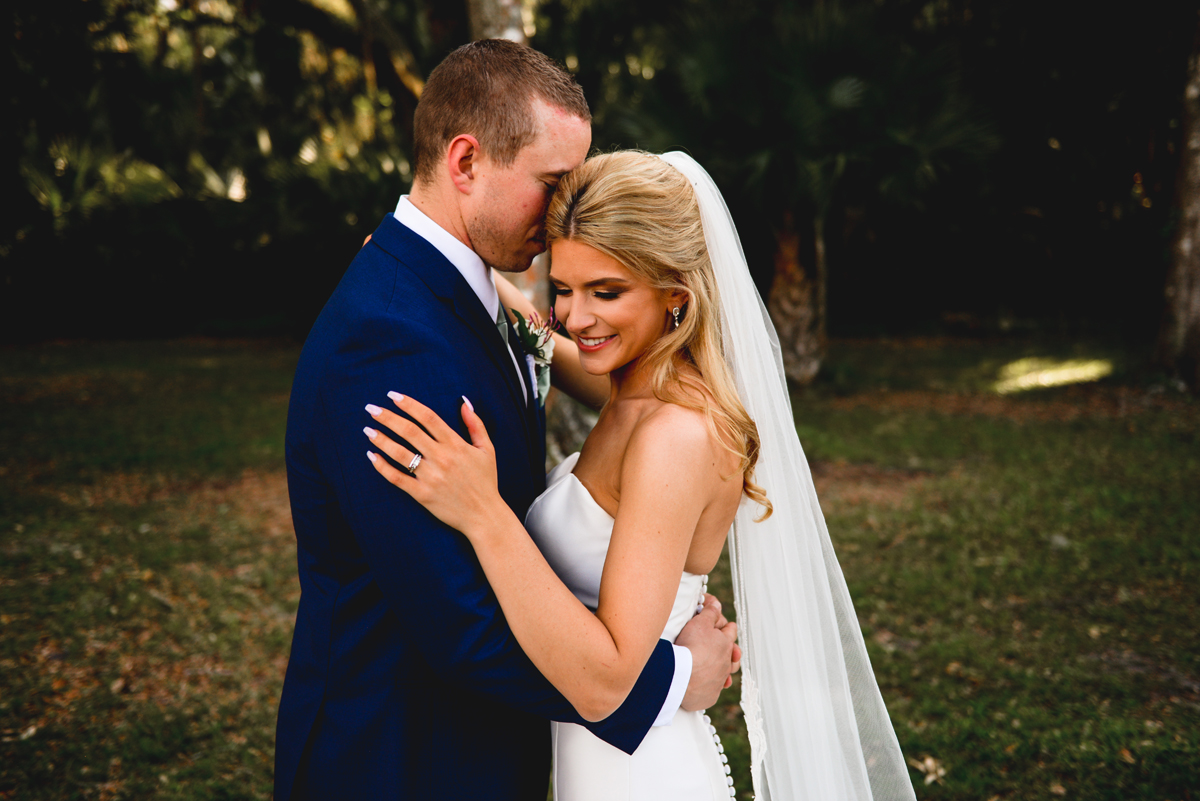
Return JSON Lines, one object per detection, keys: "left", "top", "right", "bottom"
{"left": 407, "top": 453, "right": 422, "bottom": 475}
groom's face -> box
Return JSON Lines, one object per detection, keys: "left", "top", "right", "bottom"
{"left": 465, "top": 98, "right": 591, "bottom": 273}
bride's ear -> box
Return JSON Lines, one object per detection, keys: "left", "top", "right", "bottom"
{"left": 667, "top": 289, "right": 690, "bottom": 317}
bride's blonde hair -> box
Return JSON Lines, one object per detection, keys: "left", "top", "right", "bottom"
{"left": 546, "top": 150, "right": 771, "bottom": 518}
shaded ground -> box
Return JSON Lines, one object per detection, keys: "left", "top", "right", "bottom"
{"left": 1, "top": 338, "right": 1197, "bottom": 799}
{"left": 829, "top": 385, "right": 1193, "bottom": 423}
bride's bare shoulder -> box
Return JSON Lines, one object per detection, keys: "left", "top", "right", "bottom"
{"left": 625, "top": 398, "right": 739, "bottom": 482}
{"left": 636, "top": 401, "right": 709, "bottom": 444}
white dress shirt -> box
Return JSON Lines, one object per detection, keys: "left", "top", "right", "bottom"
{"left": 391, "top": 195, "right": 691, "bottom": 727}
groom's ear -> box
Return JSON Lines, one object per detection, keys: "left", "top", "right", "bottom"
{"left": 447, "top": 134, "right": 481, "bottom": 195}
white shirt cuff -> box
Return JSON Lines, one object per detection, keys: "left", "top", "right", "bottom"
{"left": 652, "top": 644, "right": 692, "bottom": 727}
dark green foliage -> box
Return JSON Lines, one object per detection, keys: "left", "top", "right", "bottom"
{"left": 6, "top": 0, "right": 1200, "bottom": 342}
{"left": 5, "top": 0, "right": 462, "bottom": 343}
{"left": 532, "top": 0, "right": 1197, "bottom": 338}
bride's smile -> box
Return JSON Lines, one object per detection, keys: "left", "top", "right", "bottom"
{"left": 550, "top": 238, "right": 680, "bottom": 381}
{"left": 576, "top": 334, "right": 615, "bottom": 350}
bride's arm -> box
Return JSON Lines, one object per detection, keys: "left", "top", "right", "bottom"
{"left": 365, "top": 395, "right": 720, "bottom": 721}
{"left": 495, "top": 273, "right": 609, "bottom": 410}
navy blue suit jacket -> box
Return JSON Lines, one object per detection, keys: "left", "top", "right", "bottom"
{"left": 274, "top": 214, "right": 676, "bottom": 800}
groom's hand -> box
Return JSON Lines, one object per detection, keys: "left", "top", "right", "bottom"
{"left": 698, "top": 593, "right": 741, "bottom": 688}
{"left": 677, "top": 596, "right": 738, "bottom": 712}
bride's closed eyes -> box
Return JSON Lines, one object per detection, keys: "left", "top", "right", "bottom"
{"left": 550, "top": 279, "right": 632, "bottom": 301}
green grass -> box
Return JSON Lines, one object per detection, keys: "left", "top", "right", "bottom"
{"left": 1, "top": 340, "right": 298, "bottom": 800}
{"left": 2, "top": 338, "right": 1197, "bottom": 799}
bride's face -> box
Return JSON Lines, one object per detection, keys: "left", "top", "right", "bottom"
{"left": 550, "top": 239, "right": 677, "bottom": 377}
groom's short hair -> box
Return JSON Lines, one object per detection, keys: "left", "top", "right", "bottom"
{"left": 412, "top": 39, "right": 590, "bottom": 182}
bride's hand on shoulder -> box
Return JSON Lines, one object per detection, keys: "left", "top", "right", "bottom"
{"left": 363, "top": 393, "right": 505, "bottom": 538}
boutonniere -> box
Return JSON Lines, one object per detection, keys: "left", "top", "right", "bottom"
{"left": 511, "top": 309, "right": 556, "bottom": 406}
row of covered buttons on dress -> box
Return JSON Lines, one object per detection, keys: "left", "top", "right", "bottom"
{"left": 696, "top": 575, "right": 729, "bottom": 796}
{"left": 703, "top": 713, "right": 736, "bottom": 797}
{"left": 696, "top": 575, "right": 736, "bottom": 797}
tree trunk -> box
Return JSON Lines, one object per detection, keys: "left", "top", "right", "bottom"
{"left": 466, "top": 0, "right": 526, "bottom": 42}
{"left": 768, "top": 213, "right": 824, "bottom": 384}
{"left": 1156, "top": 14, "right": 1200, "bottom": 393}
{"left": 813, "top": 212, "right": 829, "bottom": 360}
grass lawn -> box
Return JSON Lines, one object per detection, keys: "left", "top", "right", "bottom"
{"left": 1, "top": 338, "right": 1196, "bottom": 799}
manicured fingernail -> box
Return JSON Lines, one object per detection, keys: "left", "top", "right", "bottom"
{"left": 462, "top": 395, "right": 474, "bottom": 412}
{"left": 363, "top": 426, "right": 377, "bottom": 440}
{"left": 367, "top": 451, "right": 378, "bottom": 463}
{"left": 387, "top": 391, "right": 404, "bottom": 403}
{"left": 365, "top": 404, "right": 383, "bottom": 416}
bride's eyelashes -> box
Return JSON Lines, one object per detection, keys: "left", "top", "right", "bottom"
{"left": 549, "top": 285, "right": 624, "bottom": 301}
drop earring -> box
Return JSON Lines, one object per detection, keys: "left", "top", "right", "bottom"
{"left": 672, "top": 307, "right": 681, "bottom": 329}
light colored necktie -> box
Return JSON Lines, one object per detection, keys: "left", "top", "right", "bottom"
{"left": 495, "top": 305, "right": 509, "bottom": 346}
{"left": 496, "top": 305, "right": 532, "bottom": 403}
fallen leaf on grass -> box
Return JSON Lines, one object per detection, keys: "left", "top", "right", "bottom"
{"left": 907, "top": 755, "right": 947, "bottom": 785}
{"left": 1119, "top": 748, "right": 1136, "bottom": 764}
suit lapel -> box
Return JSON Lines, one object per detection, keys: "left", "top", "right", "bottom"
{"left": 372, "top": 216, "right": 532, "bottom": 438}
{"left": 449, "top": 294, "right": 528, "bottom": 418}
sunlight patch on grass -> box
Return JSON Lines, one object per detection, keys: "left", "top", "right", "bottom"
{"left": 993, "top": 357, "right": 1113, "bottom": 394}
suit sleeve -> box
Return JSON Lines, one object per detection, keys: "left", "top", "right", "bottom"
{"left": 311, "top": 313, "right": 674, "bottom": 755}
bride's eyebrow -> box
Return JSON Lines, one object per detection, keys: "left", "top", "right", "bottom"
{"left": 549, "top": 276, "right": 633, "bottom": 289}
{"left": 582, "top": 278, "right": 632, "bottom": 289}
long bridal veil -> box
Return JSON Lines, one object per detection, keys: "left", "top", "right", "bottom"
{"left": 659, "top": 152, "right": 917, "bottom": 801}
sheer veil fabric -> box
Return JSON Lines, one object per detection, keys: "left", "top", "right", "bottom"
{"left": 658, "top": 152, "right": 917, "bottom": 801}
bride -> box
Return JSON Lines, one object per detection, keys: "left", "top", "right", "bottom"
{"left": 363, "top": 151, "right": 917, "bottom": 800}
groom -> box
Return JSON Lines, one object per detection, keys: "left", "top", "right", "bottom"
{"left": 275, "top": 39, "right": 738, "bottom": 800}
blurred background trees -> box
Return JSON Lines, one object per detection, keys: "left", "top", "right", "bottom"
{"left": 5, "top": 0, "right": 1199, "bottom": 388}
{"left": 1155, "top": 14, "right": 1200, "bottom": 393}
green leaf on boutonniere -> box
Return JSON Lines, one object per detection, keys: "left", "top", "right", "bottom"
{"left": 511, "top": 309, "right": 556, "bottom": 406}
{"left": 510, "top": 309, "right": 555, "bottom": 366}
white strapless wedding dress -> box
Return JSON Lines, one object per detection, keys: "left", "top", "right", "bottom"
{"left": 525, "top": 453, "right": 736, "bottom": 801}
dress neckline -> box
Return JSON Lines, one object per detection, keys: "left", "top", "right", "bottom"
{"left": 545, "top": 452, "right": 703, "bottom": 580}
{"left": 568, "top": 472, "right": 615, "bottom": 522}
